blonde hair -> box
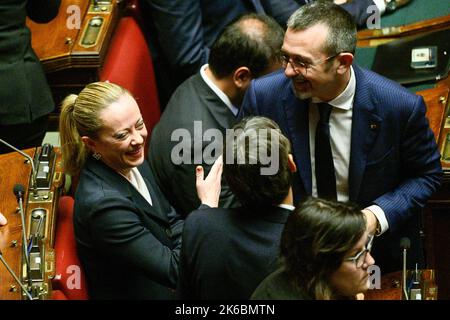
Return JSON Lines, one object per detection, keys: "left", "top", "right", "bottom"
{"left": 59, "top": 82, "right": 129, "bottom": 176}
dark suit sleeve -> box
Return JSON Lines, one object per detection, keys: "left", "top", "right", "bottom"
{"left": 26, "top": 0, "right": 61, "bottom": 23}
{"left": 372, "top": 95, "right": 442, "bottom": 231}
{"left": 264, "top": 0, "right": 301, "bottom": 26}
{"left": 177, "top": 226, "right": 192, "bottom": 299}
{"left": 143, "top": 0, "right": 208, "bottom": 79}
{"left": 340, "top": 0, "right": 375, "bottom": 28}
{"left": 88, "top": 196, "right": 181, "bottom": 288}
{"left": 266, "top": 0, "right": 375, "bottom": 28}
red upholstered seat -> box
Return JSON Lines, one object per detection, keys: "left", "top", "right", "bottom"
{"left": 52, "top": 196, "right": 89, "bottom": 300}
{"left": 51, "top": 289, "right": 68, "bottom": 300}
{"left": 100, "top": 16, "right": 161, "bottom": 155}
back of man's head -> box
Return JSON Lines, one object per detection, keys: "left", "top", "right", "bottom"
{"left": 287, "top": 1, "right": 357, "bottom": 55}
{"left": 223, "top": 116, "right": 292, "bottom": 208}
{"left": 209, "top": 13, "right": 284, "bottom": 79}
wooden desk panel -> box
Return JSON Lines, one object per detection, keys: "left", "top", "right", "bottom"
{"left": 0, "top": 150, "right": 35, "bottom": 300}
{"left": 28, "top": 0, "right": 119, "bottom": 73}
{"left": 27, "top": 0, "right": 121, "bottom": 128}
{"left": 0, "top": 148, "right": 64, "bottom": 300}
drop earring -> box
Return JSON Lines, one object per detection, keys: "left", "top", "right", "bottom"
{"left": 92, "top": 152, "right": 102, "bottom": 160}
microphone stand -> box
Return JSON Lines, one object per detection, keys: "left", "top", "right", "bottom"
{"left": 0, "top": 250, "right": 33, "bottom": 300}
{"left": 0, "top": 138, "right": 38, "bottom": 198}
{"left": 16, "top": 192, "right": 32, "bottom": 289}
{"left": 402, "top": 247, "right": 409, "bottom": 300}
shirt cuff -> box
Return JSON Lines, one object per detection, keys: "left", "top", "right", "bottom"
{"left": 365, "top": 204, "right": 389, "bottom": 235}
{"left": 372, "top": 0, "right": 386, "bottom": 15}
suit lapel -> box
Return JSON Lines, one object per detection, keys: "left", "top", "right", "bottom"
{"left": 348, "top": 67, "right": 382, "bottom": 202}
{"left": 283, "top": 92, "right": 312, "bottom": 195}
{"left": 87, "top": 158, "right": 168, "bottom": 224}
{"left": 139, "top": 170, "right": 170, "bottom": 223}
{"left": 195, "top": 74, "right": 237, "bottom": 131}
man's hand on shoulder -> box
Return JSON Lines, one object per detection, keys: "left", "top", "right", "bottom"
{"left": 362, "top": 208, "right": 379, "bottom": 235}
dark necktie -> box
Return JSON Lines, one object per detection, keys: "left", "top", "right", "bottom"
{"left": 315, "top": 103, "right": 337, "bottom": 200}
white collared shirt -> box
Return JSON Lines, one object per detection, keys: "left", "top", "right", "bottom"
{"left": 309, "top": 66, "right": 388, "bottom": 234}
{"left": 200, "top": 64, "right": 239, "bottom": 116}
{"left": 126, "top": 167, "right": 153, "bottom": 206}
{"left": 278, "top": 204, "right": 295, "bottom": 211}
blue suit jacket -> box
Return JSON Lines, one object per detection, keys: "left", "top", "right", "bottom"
{"left": 241, "top": 65, "right": 442, "bottom": 272}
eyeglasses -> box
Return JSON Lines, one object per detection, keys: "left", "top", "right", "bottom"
{"left": 345, "top": 234, "right": 374, "bottom": 268}
{"left": 280, "top": 51, "right": 341, "bottom": 75}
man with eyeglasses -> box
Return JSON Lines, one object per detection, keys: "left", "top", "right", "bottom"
{"left": 241, "top": 1, "right": 442, "bottom": 274}
{"left": 140, "top": 0, "right": 411, "bottom": 108}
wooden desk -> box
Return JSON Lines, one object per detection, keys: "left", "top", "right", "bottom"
{"left": 27, "top": 0, "right": 121, "bottom": 128}
{"left": 365, "top": 270, "right": 438, "bottom": 300}
{"left": 365, "top": 271, "right": 402, "bottom": 300}
{"left": 0, "top": 147, "right": 64, "bottom": 299}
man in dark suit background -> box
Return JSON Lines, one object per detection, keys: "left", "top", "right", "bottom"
{"left": 0, "top": 0, "right": 60, "bottom": 154}
{"left": 178, "top": 116, "right": 297, "bottom": 299}
{"left": 139, "top": 0, "right": 402, "bottom": 108}
{"left": 241, "top": 1, "right": 442, "bottom": 273}
{"left": 148, "top": 14, "right": 284, "bottom": 217}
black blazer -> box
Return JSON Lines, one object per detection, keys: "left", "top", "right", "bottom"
{"left": 149, "top": 72, "right": 240, "bottom": 217}
{"left": 74, "top": 158, "right": 183, "bottom": 299}
{"left": 251, "top": 267, "right": 311, "bottom": 300}
{"left": 178, "top": 206, "right": 291, "bottom": 299}
{"left": 0, "top": 0, "right": 59, "bottom": 125}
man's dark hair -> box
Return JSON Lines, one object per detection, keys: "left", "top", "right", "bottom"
{"left": 223, "top": 116, "right": 292, "bottom": 208}
{"left": 287, "top": 1, "right": 357, "bottom": 55}
{"left": 209, "top": 13, "right": 284, "bottom": 78}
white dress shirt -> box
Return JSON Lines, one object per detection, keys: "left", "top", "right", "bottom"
{"left": 200, "top": 64, "right": 239, "bottom": 116}
{"left": 125, "top": 167, "right": 153, "bottom": 206}
{"left": 309, "top": 66, "right": 389, "bottom": 234}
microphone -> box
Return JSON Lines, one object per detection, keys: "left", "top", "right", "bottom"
{"left": 13, "top": 184, "right": 25, "bottom": 201}
{"left": 0, "top": 249, "right": 33, "bottom": 300}
{"left": 400, "top": 237, "right": 411, "bottom": 300}
{"left": 13, "top": 184, "right": 32, "bottom": 288}
{"left": 0, "top": 138, "right": 38, "bottom": 198}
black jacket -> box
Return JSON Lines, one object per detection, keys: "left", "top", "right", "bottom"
{"left": 178, "top": 206, "right": 291, "bottom": 299}
{"left": 0, "top": 0, "right": 60, "bottom": 125}
{"left": 74, "top": 158, "right": 183, "bottom": 299}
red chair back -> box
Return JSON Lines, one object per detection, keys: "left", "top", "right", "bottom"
{"left": 52, "top": 196, "right": 89, "bottom": 300}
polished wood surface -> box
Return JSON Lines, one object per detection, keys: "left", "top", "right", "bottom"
{"left": 365, "top": 271, "right": 402, "bottom": 300}
{"left": 357, "top": 14, "right": 450, "bottom": 47}
{"left": 418, "top": 86, "right": 449, "bottom": 155}
{"left": 27, "top": 0, "right": 120, "bottom": 73}
{"left": 0, "top": 150, "right": 35, "bottom": 300}
{"left": 27, "top": 0, "right": 121, "bottom": 125}
{"left": 0, "top": 148, "right": 64, "bottom": 300}
{"left": 365, "top": 270, "right": 438, "bottom": 300}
